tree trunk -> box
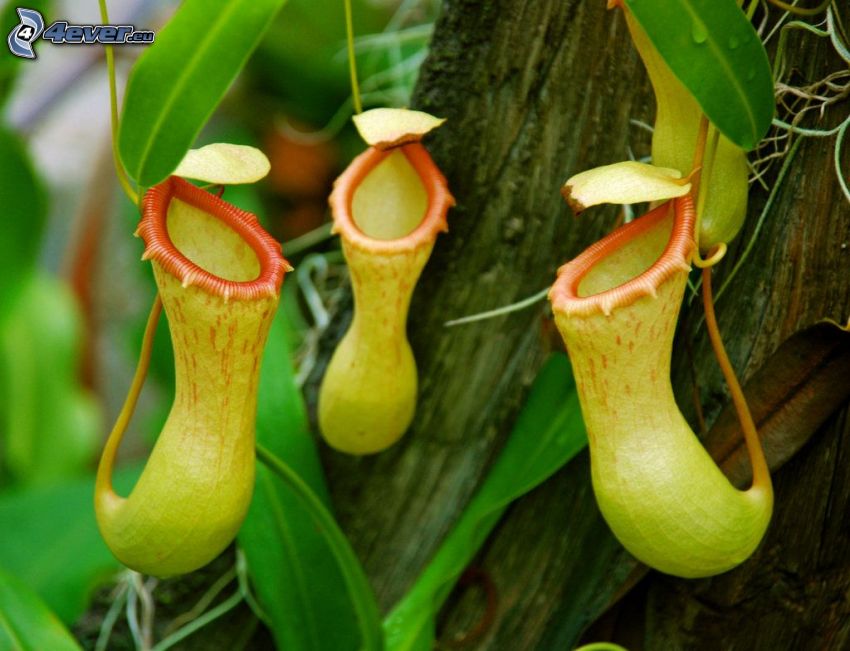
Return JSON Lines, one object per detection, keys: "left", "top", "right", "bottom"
{"left": 312, "top": 0, "right": 850, "bottom": 649}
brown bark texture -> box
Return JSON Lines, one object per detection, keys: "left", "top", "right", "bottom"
{"left": 310, "top": 0, "right": 850, "bottom": 649}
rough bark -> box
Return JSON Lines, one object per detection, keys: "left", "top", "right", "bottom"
{"left": 313, "top": 1, "right": 850, "bottom": 649}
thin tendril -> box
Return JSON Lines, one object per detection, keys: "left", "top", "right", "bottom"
{"left": 444, "top": 287, "right": 550, "bottom": 327}
{"left": 235, "top": 548, "right": 269, "bottom": 624}
{"left": 693, "top": 242, "right": 727, "bottom": 268}
{"left": 702, "top": 265, "right": 773, "bottom": 495}
{"left": 767, "top": 0, "right": 832, "bottom": 17}
{"left": 94, "top": 581, "right": 129, "bottom": 651}
{"left": 97, "top": 0, "right": 139, "bottom": 206}
{"left": 95, "top": 296, "right": 162, "bottom": 502}
{"left": 125, "top": 574, "right": 144, "bottom": 651}
{"left": 344, "top": 0, "right": 363, "bottom": 114}
{"left": 150, "top": 590, "right": 244, "bottom": 651}
{"left": 162, "top": 567, "right": 237, "bottom": 636}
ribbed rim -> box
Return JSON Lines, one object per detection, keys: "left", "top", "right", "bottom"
{"left": 549, "top": 195, "right": 695, "bottom": 317}
{"left": 138, "top": 176, "right": 289, "bottom": 301}
{"left": 329, "top": 143, "right": 455, "bottom": 253}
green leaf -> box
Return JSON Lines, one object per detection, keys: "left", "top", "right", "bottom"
{"left": 0, "top": 274, "right": 100, "bottom": 486}
{"left": 0, "top": 566, "right": 81, "bottom": 651}
{"left": 0, "top": 127, "right": 47, "bottom": 322}
{"left": 238, "top": 308, "right": 371, "bottom": 651}
{"left": 383, "top": 354, "right": 587, "bottom": 651}
{"left": 0, "top": 468, "right": 140, "bottom": 624}
{"left": 118, "top": 0, "right": 287, "bottom": 187}
{"left": 254, "top": 445, "right": 384, "bottom": 651}
{"left": 624, "top": 0, "right": 774, "bottom": 150}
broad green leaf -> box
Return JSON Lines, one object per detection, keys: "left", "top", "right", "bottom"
{"left": 624, "top": 0, "right": 773, "bottom": 150}
{"left": 383, "top": 354, "right": 587, "bottom": 650}
{"left": 0, "top": 468, "right": 140, "bottom": 624}
{"left": 0, "top": 567, "right": 81, "bottom": 651}
{"left": 238, "top": 308, "right": 372, "bottom": 651}
{"left": 0, "top": 274, "right": 100, "bottom": 486}
{"left": 0, "top": 127, "right": 46, "bottom": 322}
{"left": 118, "top": 0, "right": 286, "bottom": 187}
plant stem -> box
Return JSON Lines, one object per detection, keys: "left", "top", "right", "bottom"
{"left": 255, "top": 444, "right": 383, "bottom": 651}
{"left": 701, "top": 267, "right": 773, "bottom": 496}
{"left": 97, "top": 0, "right": 139, "bottom": 206}
{"left": 344, "top": 0, "right": 364, "bottom": 114}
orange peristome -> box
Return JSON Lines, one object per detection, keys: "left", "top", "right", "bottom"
{"left": 550, "top": 198, "right": 694, "bottom": 317}
{"left": 329, "top": 144, "right": 453, "bottom": 252}
{"left": 319, "top": 143, "right": 454, "bottom": 454}
{"left": 140, "top": 176, "right": 289, "bottom": 300}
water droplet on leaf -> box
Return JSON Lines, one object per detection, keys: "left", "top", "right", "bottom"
{"left": 691, "top": 19, "right": 708, "bottom": 44}
{"left": 728, "top": 35, "right": 740, "bottom": 49}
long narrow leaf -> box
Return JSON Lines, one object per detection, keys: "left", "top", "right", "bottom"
{"left": 624, "top": 0, "right": 774, "bottom": 150}
{"left": 384, "top": 354, "right": 587, "bottom": 651}
{"left": 0, "top": 567, "right": 81, "bottom": 651}
{"left": 118, "top": 0, "right": 286, "bottom": 187}
{"left": 255, "top": 445, "right": 384, "bottom": 651}
{"left": 238, "top": 308, "right": 375, "bottom": 651}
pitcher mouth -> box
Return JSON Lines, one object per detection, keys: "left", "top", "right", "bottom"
{"left": 139, "top": 176, "right": 289, "bottom": 301}
{"left": 329, "top": 143, "right": 455, "bottom": 254}
{"left": 549, "top": 195, "right": 695, "bottom": 317}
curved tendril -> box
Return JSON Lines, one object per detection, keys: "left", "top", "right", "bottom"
{"left": 95, "top": 296, "right": 162, "bottom": 502}
{"left": 701, "top": 267, "right": 773, "bottom": 495}
{"left": 693, "top": 241, "right": 727, "bottom": 268}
